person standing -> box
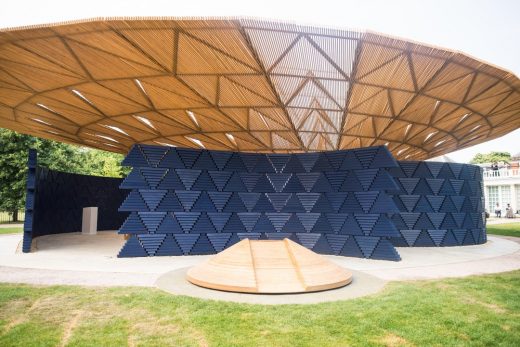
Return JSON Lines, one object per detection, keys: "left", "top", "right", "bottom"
{"left": 491, "top": 162, "right": 499, "bottom": 176}
{"left": 495, "top": 202, "right": 501, "bottom": 218}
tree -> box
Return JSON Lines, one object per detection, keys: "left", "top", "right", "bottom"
{"left": 83, "top": 149, "right": 130, "bottom": 178}
{"left": 0, "top": 130, "right": 36, "bottom": 221}
{"left": 0, "top": 129, "right": 128, "bottom": 221}
{"left": 470, "top": 152, "right": 511, "bottom": 164}
{"left": 37, "top": 139, "right": 90, "bottom": 174}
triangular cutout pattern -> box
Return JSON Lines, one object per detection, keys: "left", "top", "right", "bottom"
{"left": 158, "top": 170, "right": 185, "bottom": 190}
{"left": 207, "top": 233, "right": 232, "bottom": 252}
{"left": 175, "top": 212, "right": 200, "bottom": 232}
{"left": 139, "top": 212, "right": 166, "bottom": 232}
{"left": 174, "top": 234, "right": 200, "bottom": 254}
{"left": 209, "top": 171, "right": 232, "bottom": 191}
{"left": 118, "top": 145, "right": 483, "bottom": 260}
{"left": 237, "top": 212, "right": 261, "bottom": 232}
{"left": 155, "top": 235, "right": 183, "bottom": 256}
{"left": 119, "top": 213, "right": 146, "bottom": 234}
{"left": 138, "top": 234, "right": 166, "bottom": 255}
{"left": 207, "top": 212, "right": 232, "bottom": 232}
{"left": 176, "top": 169, "right": 201, "bottom": 190}
{"left": 159, "top": 149, "right": 186, "bottom": 169}
{"left": 120, "top": 168, "right": 149, "bottom": 189}
{"left": 339, "top": 236, "right": 364, "bottom": 257}
{"left": 237, "top": 192, "right": 261, "bottom": 211}
{"left": 118, "top": 235, "right": 148, "bottom": 257}
{"left": 156, "top": 213, "right": 183, "bottom": 234}
{"left": 122, "top": 146, "right": 148, "bottom": 167}
{"left": 282, "top": 214, "right": 305, "bottom": 233}
{"left": 389, "top": 160, "right": 485, "bottom": 249}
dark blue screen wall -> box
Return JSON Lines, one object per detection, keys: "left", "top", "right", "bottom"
{"left": 387, "top": 161, "right": 486, "bottom": 247}
{"left": 118, "top": 144, "right": 403, "bottom": 260}
{"left": 22, "top": 149, "right": 37, "bottom": 252}
{"left": 23, "top": 146, "right": 487, "bottom": 260}
{"left": 22, "top": 150, "right": 127, "bottom": 252}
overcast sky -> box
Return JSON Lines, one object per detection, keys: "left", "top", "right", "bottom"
{"left": 1, "top": 0, "right": 519, "bottom": 162}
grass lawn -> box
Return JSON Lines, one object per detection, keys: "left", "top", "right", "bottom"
{"left": 0, "top": 271, "right": 519, "bottom": 347}
{"left": 486, "top": 223, "right": 520, "bottom": 237}
{"left": 0, "top": 227, "right": 22, "bottom": 235}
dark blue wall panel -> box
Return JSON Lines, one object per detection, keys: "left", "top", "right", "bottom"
{"left": 387, "top": 161, "right": 486, "bottom": 247}
{"left": 22, "top": 149, "right": 37, "bottom": 252}
{"left": 22, "top": 150, "right": 127, "bottom": 251}
{"left": 118, "top": 145, "right": 402, "bottom": 260}
{"left": 23, "top": 146, "right": 487, "bottom": 260}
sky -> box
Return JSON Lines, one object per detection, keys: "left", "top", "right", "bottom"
{"left": 1, "top": 0, "right": 519, "bottom": 162}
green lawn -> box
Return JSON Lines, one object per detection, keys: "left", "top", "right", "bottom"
{"left": 0, "top": 227, "right": 22, "bottom": 235}
{"left": 486, "top": 223, "right": 520, "bottom": 237}
{"left": 0, "top": 271, "right": 519, "bottom": 347}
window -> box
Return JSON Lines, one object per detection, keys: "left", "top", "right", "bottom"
{"left": 501, "top": 186, "right": 511, "bottom": 207}
{"left": 488, "top": 185, "right": 514, "bottom": 213}
{"left": 487, "top": 186, "right": 499, "bottom": 212}
{"left": 515, "top": 184, "right": 520, "bottom": 212}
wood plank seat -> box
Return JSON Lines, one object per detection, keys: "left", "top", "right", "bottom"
{"left": 186, "top": 239, "right": 353, "bottom": 293}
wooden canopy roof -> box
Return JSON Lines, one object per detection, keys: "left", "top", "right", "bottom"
{"left": 0, "top": 17, "right": 519, "bottom": 159}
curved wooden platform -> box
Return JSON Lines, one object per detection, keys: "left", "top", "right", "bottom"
{"left": 186, "top": 239, "right": 353, "bottom": 293}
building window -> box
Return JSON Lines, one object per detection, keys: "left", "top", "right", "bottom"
{"left": 501, "top": 186, "right": 511, "bottom": 208}
{"left": 516, "top": 185, "right": 520, "bottom": 212}
{"left": 487, "top": 186, "right": 499, "bottom": 212}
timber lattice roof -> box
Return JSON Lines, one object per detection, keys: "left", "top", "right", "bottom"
{"left": 0, "top": 17, "right": 519, "bottom": 159}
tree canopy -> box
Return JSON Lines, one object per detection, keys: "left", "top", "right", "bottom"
{"left": 469, "top": 152, "right": 511, "bottom": 164}
{"left": 0, "top": 129, "right": 128, "bottom": 219}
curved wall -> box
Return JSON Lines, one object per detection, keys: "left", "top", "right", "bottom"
{"left": 31, "top": 169, "right": 127, "bottom": 237}
{"left": 22, "top": 149, "right": 37, "bottom": 252}
{"left": 22, "top": 150, "right": 128, "bottom": 252}
{"left": 23, "top": 146, "right": 487, "bottom": 259}
{"left": 118, "top": 144, "right": 401, "bottom": 260}
{"left": 387, "top": 161, "right": 486, "bottom": 247}
{"left": 118, "top": 146, "right": 486, "bottom": 260}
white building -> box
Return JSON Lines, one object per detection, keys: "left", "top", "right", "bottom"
{"left": 480, "top": 155, "right": 520, "bottom": 216}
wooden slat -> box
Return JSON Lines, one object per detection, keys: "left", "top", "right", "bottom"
{"left": 0, "top": 17, "right": 518, "bottom": 158}
{"left": 186, "top": 239, "right": 352, "bottom": 294}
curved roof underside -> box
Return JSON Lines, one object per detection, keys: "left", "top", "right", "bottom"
{"left": 0, "top": 17, "right": 519, "bottom": 159}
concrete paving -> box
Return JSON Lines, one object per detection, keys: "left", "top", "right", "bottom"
{"left": 0, "top": 265, "right": 157, "bottom": 287}
{"left": 330, "top": 237, "right": 520, "bottom": 281}
{"left": 156, "top": 268, "right": 386, "bottom": 305}
{"left": 0, "top": 231, "right": 519, "bottom": 303}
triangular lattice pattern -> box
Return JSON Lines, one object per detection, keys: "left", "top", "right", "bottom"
{"left": 117, "top": 144, "right": 402, "bottom": 260}
{"left": 1, "top": 18, "right": 519, "bottom": 159}
{"left": 387, "top": 161, "right": 486, "bottom": 247}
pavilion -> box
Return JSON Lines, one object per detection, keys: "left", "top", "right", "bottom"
{"left": 0, "top": 18, "right": 518, "bottom": 261}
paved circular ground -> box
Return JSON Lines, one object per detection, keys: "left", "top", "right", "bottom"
{"left": 0, "top": 232, "right": 519, "bottom": 304}
{"left": 156, "top": 267, "right": 386, "bottom": 305}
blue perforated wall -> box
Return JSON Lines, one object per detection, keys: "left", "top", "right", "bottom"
{"left": 118, "top": 144, "right": 403, "bottom": 260}
{"left": 387, "top": 161, "right": 486, "bottom": 247}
